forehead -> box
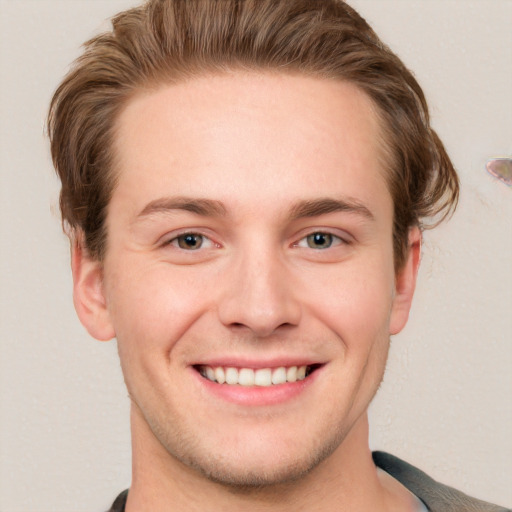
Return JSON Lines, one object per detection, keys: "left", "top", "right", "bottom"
{"left": 111, "top": 72, "right": 391, "bottom": 221}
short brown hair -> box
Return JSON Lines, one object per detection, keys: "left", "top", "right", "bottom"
{"left": 48, "top": 0, "right": 459, "bottom": 269}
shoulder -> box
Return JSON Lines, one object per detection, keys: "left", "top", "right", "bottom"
{"left": 373, "top": 451, "right": 510, "bottom": 512}
{"left": 106, "top": 489, "right": 128, "bottom": 512}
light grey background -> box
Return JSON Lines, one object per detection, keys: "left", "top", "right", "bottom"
{"left": 1, "top": 1, "right": 511, "bottom": 510}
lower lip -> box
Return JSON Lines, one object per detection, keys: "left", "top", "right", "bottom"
{"left": 192, "top": 368, "right": 321, "bottom": 406}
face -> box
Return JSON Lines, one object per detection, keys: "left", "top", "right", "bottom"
{"left": 74, "top": 72, "right": 419, "bottom": 487}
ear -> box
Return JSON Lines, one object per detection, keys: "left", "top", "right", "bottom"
{"left": 71, "top": 238, "right": 115, "bottom": 341}
{"left": 389, "top": 226, "right": 422, "bottom": 335}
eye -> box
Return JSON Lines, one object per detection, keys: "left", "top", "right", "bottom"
{"left": 296, "top": 232, "right": 344, "bottom": 249}
{"left": 169, "top": 233, "right": 212, "bottom": 250}
{"left": 307, "top": 232, "right": 333, "bottom": 249}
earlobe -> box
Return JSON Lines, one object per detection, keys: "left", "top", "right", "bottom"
{"left": 71, "top": 239, "right": 115, "bottom": 341}
{"left": 389, "top": 226, "right": 422, "bottom": 335}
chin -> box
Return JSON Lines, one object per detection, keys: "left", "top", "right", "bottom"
{"left": 168, "top": 424, "right": 346, "bottom": 491}
{"left": 186, "top": 453, "right": 323, "bottom": 490}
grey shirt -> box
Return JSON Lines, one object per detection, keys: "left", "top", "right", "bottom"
{"left": 106, "top": 452, "right": 510, "bottom": 511}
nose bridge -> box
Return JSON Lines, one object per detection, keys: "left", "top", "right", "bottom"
{"left": 217, "top": 239, "right": 300, "bottom": 336}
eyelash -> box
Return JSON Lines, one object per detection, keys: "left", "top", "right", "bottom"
{"left": 164, "top": 230, "right": 348, "bottom": 252}
{"left": 164, "top": 232, "right": 216, "bottom": 251}
{"left": 294, "top": 231, "right": 348, "bottom": 250}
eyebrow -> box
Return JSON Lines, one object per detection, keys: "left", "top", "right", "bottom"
{"left": 137, "top": 196, "right": 227, "bottom": 218}
{"left": 289, "top": 198, "right": 375, "bottom": 221}
{"left": 135, "top": 195, "right": 374, "bottom": 222}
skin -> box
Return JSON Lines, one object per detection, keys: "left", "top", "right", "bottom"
{"left": 72, "top": 72, "right": 421, "bottom": 511}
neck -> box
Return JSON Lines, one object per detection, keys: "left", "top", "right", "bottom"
{"left": 125, "top": 406, "right": 415, "bottom": 512}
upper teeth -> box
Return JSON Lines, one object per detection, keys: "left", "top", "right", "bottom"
{"left": 199, "top": 365, "right": 308, "bottom": 386}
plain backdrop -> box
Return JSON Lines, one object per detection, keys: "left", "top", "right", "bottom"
{"left": 0, "top": 0, "right": 511, "bottom": 510}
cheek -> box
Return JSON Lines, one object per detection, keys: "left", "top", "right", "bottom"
{"left": 306, "top": 262, "right": 395, "bottom": 337}
{"left": 105, "top": 263, "right": 217, "bottom": 402}
{"left": 105, "top": 261, "right": 214, "bottom": 351}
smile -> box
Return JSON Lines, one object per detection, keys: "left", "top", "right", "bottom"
{"left": 196, "top": 365, "right": 319, "bottom": 386}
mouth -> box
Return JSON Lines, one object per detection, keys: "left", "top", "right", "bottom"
{"left": 194, "top": 364, "right": 322, "bottom": 387}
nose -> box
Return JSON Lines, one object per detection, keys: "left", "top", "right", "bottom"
{"left": 217, "top": 249, "right": 301, "bottom": 337}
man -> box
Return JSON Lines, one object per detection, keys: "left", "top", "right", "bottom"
{"left": 47, "top": 0, "right": 509, "bottom": 510}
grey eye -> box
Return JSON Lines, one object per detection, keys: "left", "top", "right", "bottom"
{"left": 306, "top": 232, "right": 333, "bottom": 249}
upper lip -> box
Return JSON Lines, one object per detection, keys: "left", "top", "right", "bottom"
{"left": 191, "top": 357, "right": 325, "bottom": 369}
